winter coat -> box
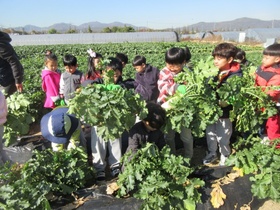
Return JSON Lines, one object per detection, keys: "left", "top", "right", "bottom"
{"left": 59, "top": 70, "right": 84, "bottom": 101}
{"left": 0, "top": 32, "right": 24, "bottom": 87}
{"left": 157, "top": 67, "right": 180, "bottom": 104}
{"left": 255, "top": 63, "right": 280, "bottom": 102}
{"left": 213, "top": 61, "right": 243, "bottom": 118}
{"left": 134, "top": 64, "right": 159, "bottom": 103}
{"left": 125, "top": 121, "right": 165, "bottom": 155}
{"left": 41, "top": 69, "right": 61, "bottom": 108}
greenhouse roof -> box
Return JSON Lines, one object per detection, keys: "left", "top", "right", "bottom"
{"left": 181, "top": 28, "right": 280, "bottom": 43}
{"left": 10, "top": 32, "right": 179, "bottom": 46}
{"left": 244, "top": 28, "right": 280, "bottom": 42}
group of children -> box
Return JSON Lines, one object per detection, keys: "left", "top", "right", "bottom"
{"left": 38, "top": 42, "right": 280, "bottom": 181}
{"left": 41, "top": 51, "right": 84, "bottom": 110}
{"left": 40, "top": 49, "right": 165, "bottom": 180}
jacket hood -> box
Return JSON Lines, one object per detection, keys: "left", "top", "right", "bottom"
{"left": 229, "top": 61, "right": 241, "bottom": 73}
{"left": 42, "top": 69, "right": 59, "bottom": 78}
{"left": 0, "top": 32, "right": 12, "bottom": 43}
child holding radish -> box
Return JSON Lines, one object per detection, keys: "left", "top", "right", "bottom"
{"left": 255, "top": 43, "right": 280, "bottom": 148}
{"left": 157, "top": 46, "right": 194, "bottom": 159}
{"left": 203, "top": 42, "right": 242, "bottom": 166}
{"left": 90, "top": 57, "right": 124, "bottom": 181}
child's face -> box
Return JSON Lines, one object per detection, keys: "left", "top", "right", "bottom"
{"left": 113, "top": 69, "right": 122, "bottom": 83}
{"left": 45, "top": 59, "right": 58, "bottom": 72}
{"left": 213, "top": 56, "right": 233, "bottom": 71}
{"left": 105, "top": 67, "right": 122, "bottom": 83}
{"left": 262, "top": 55, "right": 280, "bottom": 68}
{"left": 166, "top": 63, "right": 184, "bottom": 74}
{"left": 65, "top": 65, "right": 77, "bottom": 74}
{"left": 133, "top": 63, "right": 146, "bottom": 73}
{"left": 93, "top": 58, "right": 101, "bottom": 69}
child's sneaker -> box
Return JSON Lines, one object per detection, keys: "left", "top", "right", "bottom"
{"left": 219, "top": 154, "right": 228, "bottom": 166}
{"left": 203, "top": 153, "right": 218, "bottom": 165}
{"left": 111, "top": 167, "right": 120, "bottom": 178}
{"left": 96, "top": 171, "right": 106, "bottom": 181}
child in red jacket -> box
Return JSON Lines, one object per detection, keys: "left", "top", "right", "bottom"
{"left": 255, "top": 43, "right": 280, "bottom": 147}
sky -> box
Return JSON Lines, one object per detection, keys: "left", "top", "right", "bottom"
{"left": 1, "top": 0, "right": 280, "bottom": 30}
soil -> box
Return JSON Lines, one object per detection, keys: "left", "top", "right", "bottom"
{"left": 19, "top": 125, "right": 280, "bottom": 209}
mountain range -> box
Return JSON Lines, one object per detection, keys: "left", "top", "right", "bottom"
{"left": 13, "top": 21, "right": 139, "bottom": 33}
{"left": 11, "top": 17, "right": 280, "bottom": 33}
{"left": 185, "top": 17, "right": 280, "bottom": 32}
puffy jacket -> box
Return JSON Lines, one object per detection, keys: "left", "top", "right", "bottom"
{"left": 59, "top": 70, "right": 84, "bottom": 101}
{"left": 255, "top": 63, "right": 280, "bottom": 102}
{"left": 213, "top": 61, "right": 243, "bottom": 118}
{"left": 41, "top": 69, "right": 61, "bottom": 108}
{"left": 135, "top": 64, "right": 159, "bottom": 103}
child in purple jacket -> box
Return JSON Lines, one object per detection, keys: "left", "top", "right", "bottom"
{"left": 41, "top": 51, "right": 61, "bottom": 110}
{"left": 132, "top": 55, "right": 160, "bottom": 103}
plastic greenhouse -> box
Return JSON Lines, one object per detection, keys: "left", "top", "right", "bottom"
{"left": 244, "top": 28, "right": 280, "bottom": 43}
{"left": 181, "top": 28, "right": 280, "bottom": 44}
{"left": 10, "top": 32, "right": 179, "bottom": 46}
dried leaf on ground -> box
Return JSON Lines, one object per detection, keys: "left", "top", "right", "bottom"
{"left": 210, "top": 183, "right": 227, "bottom": 208}
{"left": 106, "top": 182, "right": 120, "bottom": 195}
{"left": 74, "top": 197, "right": 90, "bottom": 208}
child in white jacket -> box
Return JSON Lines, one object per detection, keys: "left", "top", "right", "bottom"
{"left": 0, "top": 91, "right": 8, "bottom": 166}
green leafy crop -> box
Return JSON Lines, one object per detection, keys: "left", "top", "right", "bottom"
{"left": 0, "top": 147, "right": 94, "bottom": 210}
{"left": 217, "top": 67, "right": 277, "bottom": 134}
{"left": 117, "top": 143, "right": 204, "bottom": 210}
{"left": 4, "top": 92, "right": 35, "bottom": 146}
{"left": 164, "top": 56, "right": 222, "bottom": 137}
{"left": 227, "top": 137, "right": 280, "bottom": 202}
{"left": 68, "top": 85, "right": 147, "bottom": 141}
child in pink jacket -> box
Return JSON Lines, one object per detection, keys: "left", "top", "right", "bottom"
{"left": 0, "top": 91, "right": 8, "bottom": 166}
{"left": 41, "top": 51, "right": 61, "bottom": 110}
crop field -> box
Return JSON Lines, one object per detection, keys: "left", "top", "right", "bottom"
{"left": 10, "top": 41, "right": 264, "bottom": 136}
{"left": 2, "top": 41, "right": 279, "bottom": 209}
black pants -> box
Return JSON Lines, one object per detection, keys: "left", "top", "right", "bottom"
{"left": 0, "top": 83, "right": 17, "bottom": 97}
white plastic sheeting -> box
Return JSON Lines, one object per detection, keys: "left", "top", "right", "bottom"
{"left": 244, "top": 28, "right": 280, "bottom": 43}
{"left": 181, "top": 28, "right": 280, "bottom": 43}
{"left": 10, "top": 32, "right": 179, "bottom": 46}
{"left": 181, "top": 31, "right": 241, "bottom": 42}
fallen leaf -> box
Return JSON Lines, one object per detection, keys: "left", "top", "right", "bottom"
{"left": 74, "top": 197, "right": 90, "bottom": 208}
{"left": 210, "top": 184, "right": 226, "bottom": 208}
{"left": 106, "top": 182, "right": 120, "bottom": 195}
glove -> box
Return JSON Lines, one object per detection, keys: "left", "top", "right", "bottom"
{"left": 104, "top": 84, "right": 121, "bottom": 91}
{"left": 54, "top": 97, "right": 66, "bottom": 107}
{"left": 177, "top": 85, "right": 187, "bottom": 94}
